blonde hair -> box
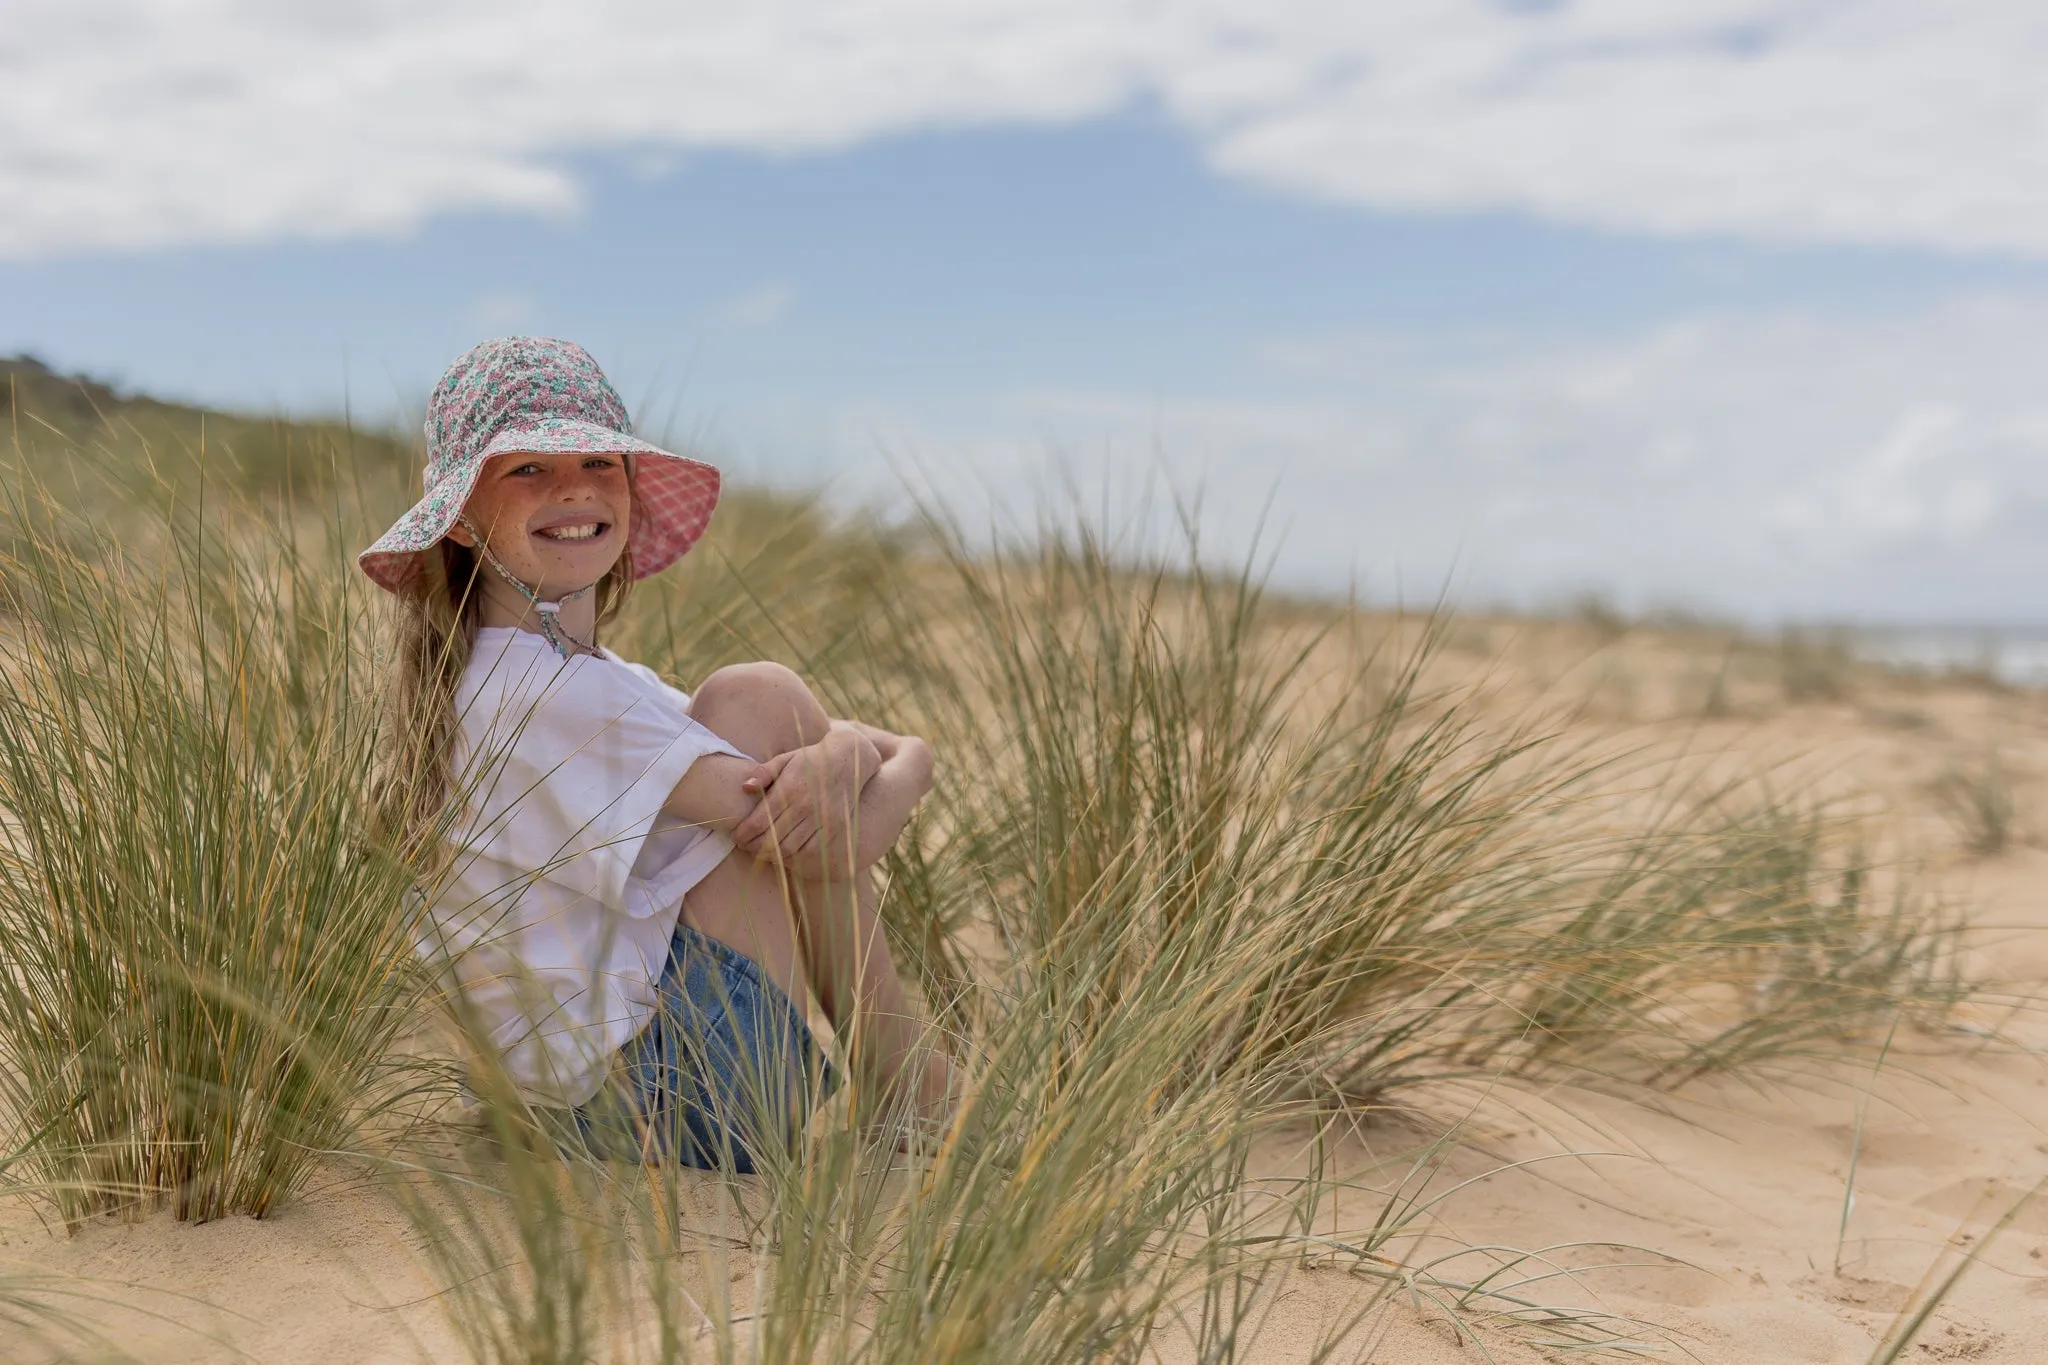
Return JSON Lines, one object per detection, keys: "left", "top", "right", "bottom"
{"left": 373, "top": 519, "right": 637, "bottom": 863}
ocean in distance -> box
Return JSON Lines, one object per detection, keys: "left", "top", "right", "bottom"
{"left": 1845, "top": 625, "right": 2048, "bottom": 689}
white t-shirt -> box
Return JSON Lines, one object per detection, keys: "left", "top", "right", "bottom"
{"left": 426, "top": 626, "right": 747, "bottom": 1107}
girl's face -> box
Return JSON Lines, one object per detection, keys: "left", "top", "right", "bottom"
{"left": 448, "top": 450, "right": 632, "bottom": 598}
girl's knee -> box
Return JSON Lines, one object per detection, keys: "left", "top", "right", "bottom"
{"left": 690, "top": 661, "right": 829, "bottom": 758}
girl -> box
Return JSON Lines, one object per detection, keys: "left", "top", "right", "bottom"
{"left": 362, "top": 336, "right": 947, "bottom": 1169}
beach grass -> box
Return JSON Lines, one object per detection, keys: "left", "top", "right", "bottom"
{"left": 1931, "top": 744, "right": 2021, "bottom": 858}
{"left": 0, "top": 458, "right": 434, "bottom": 1223}
{"left": 0, "top": 401, "right": 1982, "bottom": 1359}
{"left": 819, "top": 507, "right": 1966, "bottom": 1102}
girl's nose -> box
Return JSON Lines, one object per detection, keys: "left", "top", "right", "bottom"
{"left": 550, "top": 466, "right": 603, "bottom": 499}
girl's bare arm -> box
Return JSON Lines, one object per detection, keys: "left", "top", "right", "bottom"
{"left": 735, "top": 725, "right": 931, "bottom": 878}
{"left": 661, "top": 720, "right": 927, "bottom": 876}
{"left": 659, "top": 752, "right": 773, "bottom": 835}
{"left": 843, "top": 729, "right": 933, "bottom": 871}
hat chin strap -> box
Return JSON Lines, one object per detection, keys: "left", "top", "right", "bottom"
{"left": 458, "top": 517, "right": 598, "bottom": 658}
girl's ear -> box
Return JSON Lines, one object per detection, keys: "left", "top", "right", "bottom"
{"left": 445, "top": 520, "right": 476, "bottom": 548}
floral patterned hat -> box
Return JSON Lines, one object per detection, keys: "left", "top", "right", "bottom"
{"left": 358, "top": 336, "right": 720, "bottom": 593}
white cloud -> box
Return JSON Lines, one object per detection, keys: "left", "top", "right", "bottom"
{"left": 7, "top": 2, "right": 2048, "bottom": 257}
{"left": 792, "top": 295, "right": 2048, "bottom": 621}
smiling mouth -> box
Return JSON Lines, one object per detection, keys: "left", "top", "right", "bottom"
{"left": 535, "top": 522, "right": 609, "bottom": 542}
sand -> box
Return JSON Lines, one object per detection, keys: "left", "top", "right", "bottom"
{"left": 8, "top": 623, "right": 2048, "bottom": 1363}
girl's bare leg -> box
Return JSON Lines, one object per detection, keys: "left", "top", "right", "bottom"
{"left": 685, "top": 663, "right": 950, "bottom": 1111}
{"left": 676, "top": 851, "right": 807, "bottom": 1005}
{"left": 787, "top": 868, "right": 955, "bottom": 1115}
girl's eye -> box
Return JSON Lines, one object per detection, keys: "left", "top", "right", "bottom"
{"left": 584, "top": 457, "right": 619, "bottom": 472}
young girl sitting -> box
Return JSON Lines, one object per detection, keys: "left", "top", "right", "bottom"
{"left": 361, "top": 336, "right": 948, "bottom": 1169}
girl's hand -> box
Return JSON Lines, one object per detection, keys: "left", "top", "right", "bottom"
{"left": 732, "top": 727, "right": 880, "bottom": 867}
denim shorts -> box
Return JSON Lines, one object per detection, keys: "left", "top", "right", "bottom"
{"left": 566, "top": 922, "right": 835, "bottom": 1173}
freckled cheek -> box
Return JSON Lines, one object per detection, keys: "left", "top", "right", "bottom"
{"left": 598, "top": 477, "right": 633, "bottom": 529}
{"left": 463, "top": 487, "right": 542, "bottom": 540}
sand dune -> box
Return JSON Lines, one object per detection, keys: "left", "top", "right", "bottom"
{"left": 8, "top": 624, "right": 2046, "bottom": 1363}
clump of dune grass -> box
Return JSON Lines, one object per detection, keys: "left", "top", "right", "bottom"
{"left": 393, "top": 880, "right": 1669, "bottom": 1365}
{"left": 1930, "top": 745, "right": 2020, "bottom": 858}
{"left": 399, "top": 940, "right": 1312, "bottom": 1364}
{"left": 0, "top": 470, "right": 430, "bottom": 1222}
{"left": 1495, "top": 796, "right": 1965, "bottom": 1087}
{"left": 831, "top": 509, "right": 1966, "bottom": 1108}
{"left": 1776, "top": 625, "right": 1859, "bottom": 702}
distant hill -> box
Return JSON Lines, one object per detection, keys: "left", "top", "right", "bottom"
{"left": 0, "top": 354, "right": 125, "bottom": 429}
{"left": 1, "top": 354, "right": 413, "bottom": 492}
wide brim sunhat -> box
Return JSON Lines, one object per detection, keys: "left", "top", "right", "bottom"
{"left": 359, "top": 336, "right": 720, "bottom": 593}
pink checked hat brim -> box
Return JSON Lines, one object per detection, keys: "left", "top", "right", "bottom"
{"left": 357, "top": 418, "right": 721, "bottom": 593}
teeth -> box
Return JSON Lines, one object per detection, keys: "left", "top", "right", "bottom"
{"left": 540, "top": 523, "right": 602, "bottom": 541}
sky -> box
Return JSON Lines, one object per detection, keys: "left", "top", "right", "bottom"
{"left": 6, "top": 1, "right": 2048, "bottom": 623}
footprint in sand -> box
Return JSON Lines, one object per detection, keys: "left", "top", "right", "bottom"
{"left": 1908, "top": 1317, "right": 2001, "bottom": 1360}
{"left": 1794, "top": 1272, "right": 2004, "bottom": 1362}
{"left": 1794, "top": 1273, "right": 1914, "bottom": 1314}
